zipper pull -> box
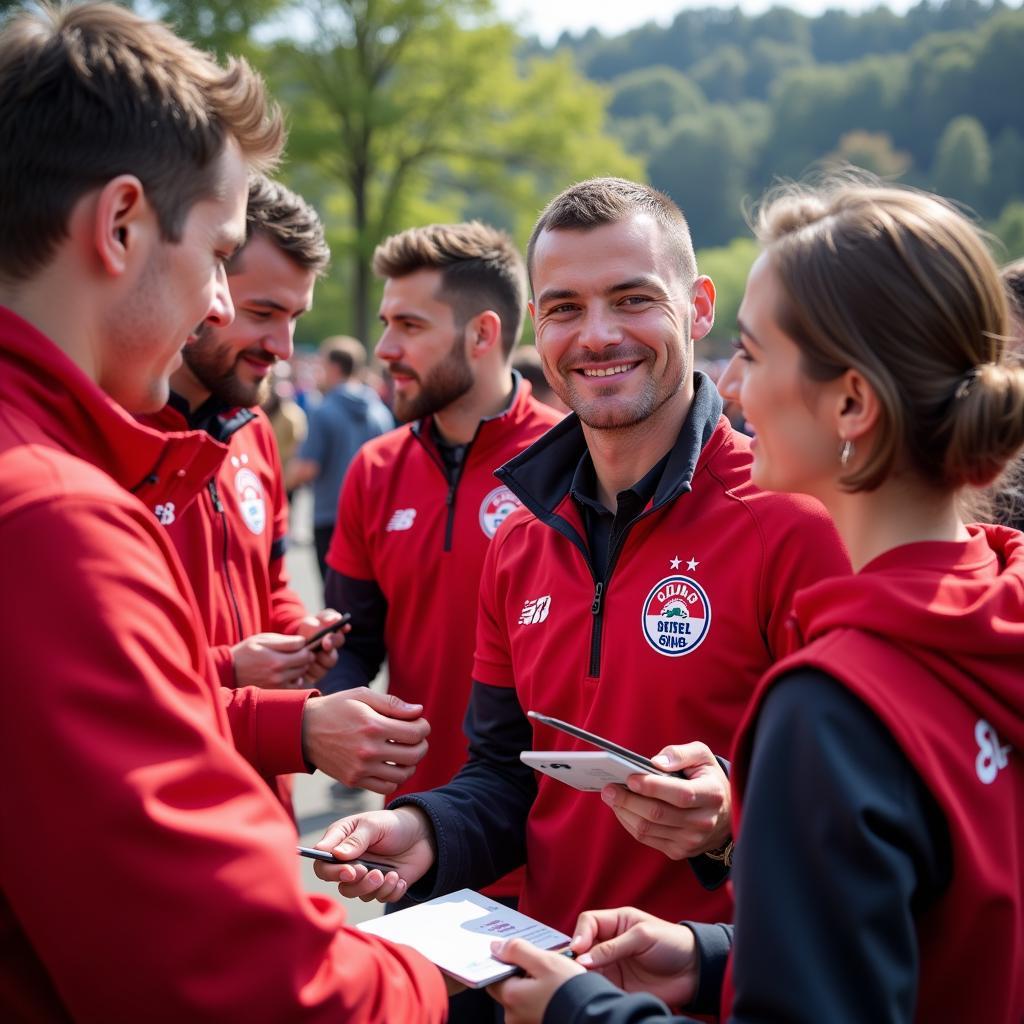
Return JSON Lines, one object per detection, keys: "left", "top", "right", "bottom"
{"left": 207, "top": 478, "right": 223, "bottom": 513}
{"left": 591, "top": 581, "right": 604, "bottom": 615}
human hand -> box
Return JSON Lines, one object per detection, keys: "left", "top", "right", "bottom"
{"left": 601, "top": 742, "right": 731, "bottom": 859}
{"left": 231, "top": 632, "right": 314, "bottom": 688}
{"left": 570, "top": 906, "right": 699, "bottom": 1007}
{"left": 301, "top": 687, "right": 430, "bottom": 794}
{"left": 294, "top": 609, "right": 348, "bottom": 683}
{"left": 488, "top": 940, "right": 586, "bottom": 1024}
{"left": 312, "top": 807, "right": 436, "bottom": 902}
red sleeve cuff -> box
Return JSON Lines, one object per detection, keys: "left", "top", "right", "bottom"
{"left": 222, "top": 687, "right": 316, "bottom": 776}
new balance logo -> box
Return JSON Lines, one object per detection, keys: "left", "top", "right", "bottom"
{"left": 975, "top": 719, "right": 1012, "bottom": 784}
{"left": 154, "top": 502, "right": 176, "bottom": 525}
{"left": 386, "top": 508, "right": 417, "bottom": 532}
{"left": 518, "top": 595, "right": 551, "bottom": 625}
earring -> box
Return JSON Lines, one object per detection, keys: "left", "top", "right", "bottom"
{"left": 839, "top": 439, "right": 854, "bottom": 467}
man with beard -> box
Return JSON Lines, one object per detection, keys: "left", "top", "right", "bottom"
{"left": 143, "top": 175, "right": 430, "bottom": 808}
{"left": 318, "top": 222, "right": 561, "bottom": 1021}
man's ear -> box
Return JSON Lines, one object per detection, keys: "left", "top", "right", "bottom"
{"left": 466, "top": 310, "right": 503, "bottom": 360}
{"left": 92, "top": 175, "right": 150, "bottom": 277}
{"left": 690, "top": 276, "right": 716, "bottom": 342}
{"left": 834, "top": 367, "right": 880, "bottom": 444}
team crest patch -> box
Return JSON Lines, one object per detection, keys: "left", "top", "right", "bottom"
{"left": 641, "top": 575, "right": 711, "bottom": 657}
{"left": 233, "top": 466, "right": 266, "bottom": 535}
{"left": 479, "top": 485, "right": 522, "bottom": 538}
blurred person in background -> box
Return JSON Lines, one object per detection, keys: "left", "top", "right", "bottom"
{"left": 263, "top": 360, "right": 308, "bottom": 502}
{"left": 287, "top": 334, "right": 395, "bottom": 583}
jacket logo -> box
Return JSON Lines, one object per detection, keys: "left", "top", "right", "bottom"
{"left": 518, "top": 595, "right": 551, "bottom": 625}
{"left": 232, "top": 456, "right": 265, "bottom": 535}
{"left": 479, "top": 486, "right": 522, "bottom": 539}
{"left": 641, "top": 575, "right": 711, "bottom": 657}
{"left": 386, "top": 508, "right": 417, "bottom": 532}
{"left": 975, "top": 719, "right": 1011, "bottom": 784}
{"left": 154, "top": 502, "right": 176, "bottom": 525}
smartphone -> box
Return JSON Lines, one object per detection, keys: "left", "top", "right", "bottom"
{"left": 520, "top": 750, "right": 657, "bottom": 791}
{"left": 304, "top": 612, "right": 352, "bottom": 649}
{"left": 296, "top": 846, "right": 398, "bottom": 874}
{"left": 527, "top": 710, "right": 686, "bottom": 778}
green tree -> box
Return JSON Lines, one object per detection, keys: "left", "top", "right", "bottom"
{"left": 690, "top": 46, "right": 748, "bottom": 106}
{"left": 931, "top": 115, "right": 991, "bottom": 211}
{"left": 608, "top": 66, "right": 704, "bottom": 125}
{"left": 991, "top": 201, "right": 1024, "bottom": 262}
{"left": 273, "top": 0, "right": 639, "bottom": 340}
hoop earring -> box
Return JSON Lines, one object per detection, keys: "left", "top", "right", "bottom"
{"left": 839, "top": 439, "right": 854, "bottom": 467}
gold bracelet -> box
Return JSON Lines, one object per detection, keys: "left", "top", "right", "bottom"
{"left": 704, "top": 839, "right": 734, "bottom": 868}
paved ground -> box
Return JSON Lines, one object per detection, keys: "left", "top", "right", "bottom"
{"left": 286, "top": 490, "right": 385, "bottom": 927}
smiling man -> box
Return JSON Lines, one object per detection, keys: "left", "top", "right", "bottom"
{"left": 141, "top": 176, "right": 430, "bottom": 812}
{"left": 315, "top": 179, "right": 850, "bottom": 962}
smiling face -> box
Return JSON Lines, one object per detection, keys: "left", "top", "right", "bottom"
{"left": 735, "top": 252, "right": 846, "bottom": 498}
{"left": 530, "top": 214, "right": 714, "bottom": 431}
{"left": 179, "top": 231, "right": 316, "bottom": 409}
{"left": 374, "top": 268, "right": 474, "bottom": 423}
{"left": 99, "top": 139, "right": 249, "bottom": 413}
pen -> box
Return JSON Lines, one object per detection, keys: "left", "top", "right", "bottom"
{"left": 509, "top": 948, "right": 577, "bottom": 978}
{"left": 296, "top": 846, "right": 399, "bottom": 875}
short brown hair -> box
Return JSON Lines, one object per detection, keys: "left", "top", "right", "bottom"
{"left": 372, "top": 221, "right": 527, "bottom": 357}
{"left": 527, "top": 177, "right": 698, "bottom": 289}
{"left": 754, "top": 179, "right": 1024, "bottom": 492}
{"left": 0, "top": 1, "right": 284, "bottom": 282}
{"left": 320, "top": 336, "right": 366, "bottom": 378}
{"left": 233, "top": 175, "right": 330, "bottom": 278}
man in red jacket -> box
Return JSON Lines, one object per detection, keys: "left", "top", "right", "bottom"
{"left": 0, "top": 5, "right": 446, "bottom": 1021}
{"left": 319, "top": 221, "right": 562, "bottom": 1022}
{"left": 142, "top": 176, "right": 430, "bottom": 808}
{"left": 315, "top": 179, "right": 848, "bottom": 941}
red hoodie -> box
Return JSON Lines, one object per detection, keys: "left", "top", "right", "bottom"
{"left": 0, "top": 307, "right": 446, "bottom": 1022}
{"left": 726, "top": 524, "right": 1024, "bottom": 1022}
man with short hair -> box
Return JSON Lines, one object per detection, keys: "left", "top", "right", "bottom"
{"left": 0, "top": 4, "right": 445, "bottom": 1019}
{"left": 287, "top": 334, "right": 394, "bottom": 581}
{"left": 316, "top": 179, "right": 849, "bottom": 944}
{"left": 142, "top": 175, "right": 429, "bottom": 808}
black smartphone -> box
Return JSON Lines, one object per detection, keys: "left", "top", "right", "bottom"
{"left": 527, "top": 710, "right": 687, "bottom": 778}
{"left": 296, "top": 846, "right": 398, "bottom": 874}
{"left": 304, "top": 612, "right": 352, "bottom": 649}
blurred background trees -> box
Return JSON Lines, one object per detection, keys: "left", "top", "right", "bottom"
{"left": 6, "top": 0, "right": 1020, "bottom": 354}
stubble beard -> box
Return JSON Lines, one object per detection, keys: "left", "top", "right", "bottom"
{"left": 391, "top": 335, "right": 474, "bottom": 423}
{"left": 184, "top": 324, "right": 271, "bottom": 409}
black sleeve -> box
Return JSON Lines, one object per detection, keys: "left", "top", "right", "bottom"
{"left": 390, "top": 681, "right": 537, "bottom": 898}
{"left": 729, "top": 669, "right": 950, "bottom": 1023}
{"left": 688, "top": 755, "right": 732, "bottom": 890}
{"left": 318, "top": 569, "right": 388, "bottom": 694}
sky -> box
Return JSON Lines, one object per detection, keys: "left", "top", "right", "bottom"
{"left": 499, "top": 0, "right": 917, "bottom": 43}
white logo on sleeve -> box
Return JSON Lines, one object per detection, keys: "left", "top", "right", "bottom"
{"left": 975, "top": 719, "right": 1011, "bottom": 784}
{"left": 154, "top": 502, "right": 176, "bottom": 525}
{"left": 519, "top": 595, "right": 551, "bottom": 625}
{"left": 386, "top": 508, "right": 417, "bottom": 532}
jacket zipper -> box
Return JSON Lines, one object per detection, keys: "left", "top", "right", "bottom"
{"left": 413, "top": 429, "right": 473, "bottom": 553}
{"left": 208, "top": 478, "right": 244, "bottom": 641}
{"left": 586, "top": 512, "right": 652, "bottom": 678}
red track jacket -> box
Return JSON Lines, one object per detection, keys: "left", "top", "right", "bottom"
{"left": 0, "top": 307, "right": 446, "bottom": 1022}
{"left": 727, "top": 524, "right": 1024, "bottom": 1022}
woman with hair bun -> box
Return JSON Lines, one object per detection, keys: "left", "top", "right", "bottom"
{"left": 488, "top": 181, "right": 1024, "bottom": 1024}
